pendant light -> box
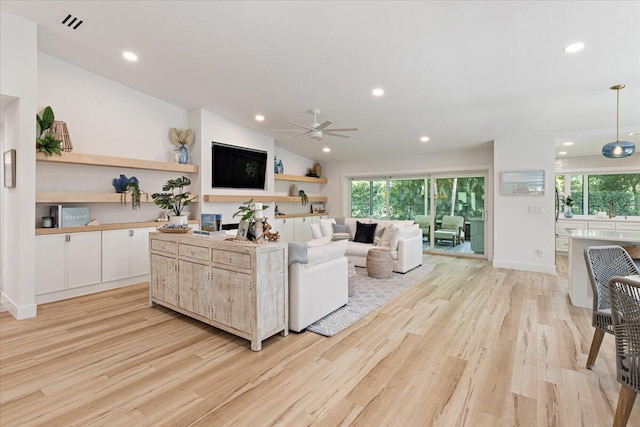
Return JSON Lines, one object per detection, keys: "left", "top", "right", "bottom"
{"left": 602, "top": 84, "right": 635, "bottom": 158}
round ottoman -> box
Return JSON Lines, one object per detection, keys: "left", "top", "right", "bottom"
{"left": 348, "top": 260, "right": 356, "bottom": 296}
{"left": 366, "top": 248, "right": 394, "bottom": 279}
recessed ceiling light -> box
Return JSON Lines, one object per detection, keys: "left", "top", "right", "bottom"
{"left": 122, "top": 51, "right": 138, "bottom": 61}
{"left": 372, "top": 88, "right": 384, "bottom": 97}
{"left": 558, "top": 151, "right": 567, "bottom": 155}
{"left": 420, "top": 136, "right": 430, "bottom": 143}
{"left": 563, "top": 141, "right": 574, "bottom": 146}
{"left": 323, "top": 147, "right": 331, "bottom": 153}
{"left": 563, "top": 42, "right": 585, "bottom": 53}
{"left": 254, "top": 114, "right": 265, "bottom": 122}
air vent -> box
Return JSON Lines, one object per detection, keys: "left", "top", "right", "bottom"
{"left": 59, "top": 12, "right": 85, "bottom": 31}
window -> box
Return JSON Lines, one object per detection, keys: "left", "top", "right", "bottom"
{"left": 350, "top": 178, "right": 427, "bottom": 219}
{"left": 556, "top": 172, "right": 640, "bottom": 217}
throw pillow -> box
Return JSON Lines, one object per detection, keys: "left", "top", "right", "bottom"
{"left": 306, "top": 235, "right": 332, "bottom": 248}
{"left": 318, "top": 218, "right": 336, "bottom": 237}
{"left": 310, "top": 223, "right": 323, "bottom": 239}
{"left": 353, "top": 221, "right": 377, "bottom": 244}
{"left": 390, "top": 224, "right": 419, "bottom": 251}
{"left": 375, "top": 226, "right": 386, "bottom": 238}
{"left": 332, "top": 223, "right": 351, "bottom": 241}
{"left": 378, "top": 224, "right": 399, "bottom": 247}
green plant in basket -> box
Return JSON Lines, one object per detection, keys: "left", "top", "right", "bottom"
{"left": 36, "top": 106, "right": 62, "bottom": 156}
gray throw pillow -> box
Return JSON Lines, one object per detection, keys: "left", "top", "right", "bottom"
{"left": 332, "top": 223, "right": 351, "bottom": 240}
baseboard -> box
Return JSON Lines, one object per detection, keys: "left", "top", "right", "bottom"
{"left": 1, "top": 292, "right": 37, "bottom": 319}
{"left": 492, "top": 259, "right": 557, "bottom": 275}
{"left": 35, "top": 275, "right": 150, "bottom": 305}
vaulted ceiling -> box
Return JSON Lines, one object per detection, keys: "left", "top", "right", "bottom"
{"left": 2, "top": 1, "right": 639, "bottom": 161}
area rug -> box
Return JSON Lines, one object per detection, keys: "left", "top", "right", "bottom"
{"left": 306, "top": 264, "right": 434, "bottom": 337}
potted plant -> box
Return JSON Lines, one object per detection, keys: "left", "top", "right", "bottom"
{"left": 36, "top": 106, "right": 62, "bottom": 156}
{"left": 564, "top": 196, "right": 574, "bottom": 218}
{"left": 170, "top": 128, "right": 194, "bottom": 164}
{"left": 152, "top": 176, "right": 193, "bottom": 225}
{"left": 113, "top": 175, "right": 146, "bottom": 210}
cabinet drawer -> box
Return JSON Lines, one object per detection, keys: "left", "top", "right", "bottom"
{"left": 616, "top": 222, "right": 640, "bottom": 231}
{"left": 556, "top": 236, "right": 569, "bottom": 252}
{"left": 212, "top": 250, "right": 251, "bottom": 269}
{"left": 588, "top": 221, "right": 615, "bottom": 230}
{"left": 151, "top": 239, "right": 176, "bottom": 254}
{"left": 556, "top": 221, "right": 587, "bottom": 236}
{"left": 179, "top": 243, "right": 209, "bottom": 261}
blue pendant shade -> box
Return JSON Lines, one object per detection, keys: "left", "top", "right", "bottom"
{"left": 602, "top": 84, "right": 636, "bottom": 158}
{"left": 602, "top": 140, "right": 635, "bottom": 158}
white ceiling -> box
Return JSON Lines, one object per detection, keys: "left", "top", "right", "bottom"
{"left": 2, "top": 1, "right": 639, "bottom": 161}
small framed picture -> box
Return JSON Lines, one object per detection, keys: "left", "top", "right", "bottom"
{"left": 312, "top": 203, "right": 325, "bottom": 213}
{"left": 237, "top": 220, "right": 249, "bottom": 239}
{"left": 4, "top": 149, "right": 16, "bottom": 188}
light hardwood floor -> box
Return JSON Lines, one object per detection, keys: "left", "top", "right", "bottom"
{"left": 1, "top": 255, "right": 638, "bottom": 426}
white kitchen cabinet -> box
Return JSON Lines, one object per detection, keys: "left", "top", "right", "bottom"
{"left": 35, "top": 231, "right": 102, "bottom": 295}
{"left": 102, "top": 227, "right": 155, "bottom": 282}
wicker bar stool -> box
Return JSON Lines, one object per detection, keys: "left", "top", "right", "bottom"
{"left": 584, "top": 246, "right": 640, "bottom": 370}
{"left": 608, "top": 276, "right": 640, "bottom": 427}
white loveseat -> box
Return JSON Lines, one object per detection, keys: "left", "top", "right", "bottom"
{"left": 316, "top": 218, "right": 423, "bottom": 274}
{"left": 288, "top": 238, "right": 349, "bottom": 332}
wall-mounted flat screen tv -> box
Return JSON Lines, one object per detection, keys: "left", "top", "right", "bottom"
{"left": 212, "top": 142, "right": 267, "bottom": 190}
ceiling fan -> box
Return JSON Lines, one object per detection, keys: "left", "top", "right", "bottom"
{"left": 271, "top": 109, "right": 358, "bottom": 140}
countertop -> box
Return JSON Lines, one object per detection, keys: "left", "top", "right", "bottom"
{"left": 569, "top": 229, "right": 640, "bottom": 241}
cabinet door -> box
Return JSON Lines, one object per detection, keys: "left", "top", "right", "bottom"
{"left": 211, "top": 268, "right": 252, "bottom": 333}
{"left": 101, "top": 229, "right": 130, "bottom": 282}
{"left": 272, "top": 218, "right": 295, "bottom": 242}
{"left": 294, "top": 217, "right": 314, "bottom": 243}
{"left": 35, "top": 234, "right": 67, "bottom": 295}
{"left": 151, "top": 254, "right": 178, "bottom": 306}
{"left": 67, "top": 232, "right": 102, "bottom": 289}
{"left": 178, "top": 260, "right": 210, "bottom": 318}
{"left": 130, "top": 227, "right": 155, "bottom": 277}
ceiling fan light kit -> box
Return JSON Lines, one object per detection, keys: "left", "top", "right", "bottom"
{"left": 602, "top": 84, "right": 635, "bottom": 159}
{"left": 272, "top": 108, "right": 358, "bottom": 141}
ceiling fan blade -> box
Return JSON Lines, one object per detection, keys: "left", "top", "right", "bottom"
{"left": 314, "top": 120, "right": 333, "bottom": 130}
{"left": 286, "top": 121, "right": 311, "bottom": 130}
{"left": 270, "top": 129, "right": 306, "bottom": 132}
{"left": 325, "top": 127, "right": 358, "bottom": 132}
{"left": 285, "top": 131, "right": 308, "bottom": 139}
{"left": 323, "top": 132, "right": 350, "bottom": 139}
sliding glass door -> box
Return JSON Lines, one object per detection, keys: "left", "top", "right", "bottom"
{"left": 430, "top": 174, "right": 486, "bottom": 256}
{"left": 349, "top": 172, "right": 486, "bottom": 258}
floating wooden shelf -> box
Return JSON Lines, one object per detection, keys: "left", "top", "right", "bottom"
{"left": 203, "top": 195, "right": 327, "bottom": 203}
{"left": 35, "top": 219, "right": 200, "bottom": 235}
{"left": 274, "top": 174, "right": 327, "bottom": 184}
{"left": 37, "top": 192, "right": 199, "bottom": 204}
{"left": 36, "top": 152, "right": 199, "bottom": 173}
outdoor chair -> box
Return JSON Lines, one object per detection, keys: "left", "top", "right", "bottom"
{"left": 415, "top": 215, "right": 430, "bottom": 241}
{"left": 584, "top": 245, "right": 640, "bottom": 370}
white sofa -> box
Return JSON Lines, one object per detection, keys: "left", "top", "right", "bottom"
{"left": 317, "top": 218, "right": 423, "bottom": 274}
{"left": 288, "top": 238, "right": 349, "bottom": 332}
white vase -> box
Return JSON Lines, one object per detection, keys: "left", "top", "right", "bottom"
{"left": 169, "top": 215, "right": 188, "bottom": 226}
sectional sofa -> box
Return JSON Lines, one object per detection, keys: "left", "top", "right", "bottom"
{"left": 314, "top": 217, "right": 423, "bottom": 274}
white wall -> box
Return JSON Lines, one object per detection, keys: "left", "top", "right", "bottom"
{"left": 493, "top": 134, "right": 556, "bottom": 274}
{"left": 35, "top": 52, "right": 193, "bottom": 224}
{"left": 0, "top": 13, "right": 37, "bottom": 319}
